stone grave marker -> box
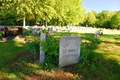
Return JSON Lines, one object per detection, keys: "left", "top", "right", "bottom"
{"left": 48, "top": 27, "right": 54, "bottom": 33}
{"left": 38, "top": 28, "right": 42, "bottom": 31}
{"left": 42, "top": 25, "right": 45, "bottom": 30}
{"left": 28, "top": 27, "right": 32, "bottom": 30}
{"left": 95, "top": 30, "right": 100, "bottom": 38}
{"left": 40, "top": 33, "right": 46, "bottom": 64}
{"left": 59, "top": 36, "right": 81, "bottom": 67}
{"left": 31, "top": 28, "right": 38, "bottom": 35}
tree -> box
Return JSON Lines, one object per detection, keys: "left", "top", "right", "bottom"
{"left": 85, "top": 11, "right": 96, "bottom": 26}
{"left": 96, "top": 10, "right": 115, "bottom": 28}
{"left": 39, "top": 0, "right": 57, "bottom": 27}
{"left": 65, "top": 0, "right": 84, "bottom": 25}
{"left": 91, "top": 11, "right": 97, "bottom": 17}
{"left": 111, "top": 11, "right": 120, "bottom": 29}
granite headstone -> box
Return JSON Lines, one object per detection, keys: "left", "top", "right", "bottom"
{"left": 59, "top": 36, "right": 81, "bottom": 67}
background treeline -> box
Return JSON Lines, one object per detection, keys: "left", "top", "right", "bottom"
{"left": 82, "top": 10, "right": 120, "bottom": 29}
{"left": 0, "top": 0, "right": 120, "bottom": 29}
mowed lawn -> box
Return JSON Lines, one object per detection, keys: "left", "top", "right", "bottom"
{"left": 0, "top": 29, "right": 120, "bottom": 80}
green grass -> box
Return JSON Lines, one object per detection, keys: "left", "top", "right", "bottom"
{"left": 0, "top": 31, "right": 2, "bottom": 37}
{"left": 0, "top": 29, "right": 120, "bottom": 80}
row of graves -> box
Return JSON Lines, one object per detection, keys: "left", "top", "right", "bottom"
{"left": 23, "top": 25, "right": 105, "bottom": 36}
{"left": 24, "top": 25, "right": 101, "bottom": 34}
{"left": 0, "top": 25, "right": 102, "bottom": 40}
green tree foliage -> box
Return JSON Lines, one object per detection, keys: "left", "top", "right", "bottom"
{"left": 65, "top": 0, "right": 84, "bottom": 25}
{"left": 40, "top": 0, "right": 57, "bottom": 27}
{"left": 84, "top": 11, "right": 96, "bottom": 27}
{"left": 96, "top": 10, "right": 115, "bottom": 28}
{"left": 91, "top": 11, "right": 97, "bottom": 17}
{"left": 110, "top": 11, "right": 120, "bottom": 29}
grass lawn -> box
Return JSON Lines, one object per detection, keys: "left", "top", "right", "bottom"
{"left": 0, "top": 29, "right": 120, "bottom": 80}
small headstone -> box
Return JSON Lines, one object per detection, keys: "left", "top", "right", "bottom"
{"left": 38, "top": 28, "right": 42, "bottom": 31}
{"left": 95, "top": 30, "right": 100, "bottom": 38}
{"left": 40, "top": 33, "right": 46, "bottom": 64}
{"left": 28, "top": 27, "right": 32, "bottom": 30}
{"left": 34, "top": 25, "right": 38, "bottom": 28}
{"left": 31, "top": 28, "right": 38, "bottom": 35}
{"left": 48, "top": 27, "right": 50, "bottom": 33}
{"left": 42, "top": 25, "right": 45, "bottom": 30}
{"left": 59, "top": 36, "right": 81, "bottom": 67}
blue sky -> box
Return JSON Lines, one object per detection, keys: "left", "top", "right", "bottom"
{"left": 82, "top": 0, "right": 120, "bottom": 13}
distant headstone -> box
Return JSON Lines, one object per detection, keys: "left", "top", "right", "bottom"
{"left": 28, "top": 27, "right": 32, "bottom": 30}
{"left": 42, "top": 25, "right": 45, "bottom": 30}
{"left": 48, "top": 27, "right": 54, "bottom": 33}
{"left": 38, "top": 28, "right": 42, "bottom": 31}
{"left": 48, "top": 28, "right": 50, "bottom": 33}
{"left": 59, "top": 36, "right": 81, "bottom": 67}
{"left": 34, "top": 25, "right": 38, "bottom": 28}
{"left": 95, "top": 30, "right": 100, "bottom": 38}
{"left": 40, "top": 33, "right": 46, "bottom": 64}
{"left": 31, "top": 28, "right": 38, "bottom": 35}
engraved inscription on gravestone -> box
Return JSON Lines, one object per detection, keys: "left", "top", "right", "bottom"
{"left": 59, "top": 36, "right": 81, "bottom": 67}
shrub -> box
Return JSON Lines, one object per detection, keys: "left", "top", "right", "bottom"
{"left": 41, "top": 36, "right": 59, "bottom": 64}
{"left": 23, "top": 29, "right": 31, "bottom": 36}
{"left": 40, "top": 36, "right": 59, "bottom": 70}
{"left": 26, "top": 36, "right": 40, "bottom": 55}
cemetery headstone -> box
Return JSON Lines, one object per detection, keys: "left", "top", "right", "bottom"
{"left": 34, "top": 25, "right": 38, "bottom": 28}
{"left": 42, "top": 25, "right": 45, "bottom": 30}
{"left": 40, "top": 33, "right": 46, "bottom": 64}
{"left": 31, "top": 28, "right": 38, "bottom": 35}
{"left": 95, "top": 30, "right": 100, "bottom": 38}
{"left": 28, "top": 27, "right": 32, "bottom": 30}
{"left": 59, "top": 36, "right": 81, "bottom": 67}
{"left": 48, "top": 28, "right": 50, "bottom": 33}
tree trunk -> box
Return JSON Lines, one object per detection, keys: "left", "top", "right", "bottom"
{"left": 45, "top": 20, "right": 47, "bottom": 27}
{"left": 57, "top": 18, "right": 59, "bottom": 26}
{"left": 89, "top": 22, "right": 90, "bottom": 27}
{"left": 61, "top": 22, "right": 63, "bottom": 27}
{"left": 23, "top": 13, "right": 25, "bottom": 28}
{"left": 35, "top": 14, "right": 37, "bottom": 23}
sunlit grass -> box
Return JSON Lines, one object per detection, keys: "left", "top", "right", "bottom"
{"left": 103, "top": 29, "right": 120, "bottom": 34}
{"left": 94, "top": 42, "right": 120, "bottom": 64}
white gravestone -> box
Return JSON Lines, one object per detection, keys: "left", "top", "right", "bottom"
{"left": 40, "top": 33, "right": 46, "bottom": 64}
{"left": 59, "top": 36, "right": 81, "bottom": 67}
{"left": 42, "top": 25, "right": 45, "bottom": 30}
